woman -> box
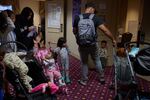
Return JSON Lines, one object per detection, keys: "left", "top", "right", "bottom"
{"left": 15, "top": 7, "right": 37, "bottom": 51}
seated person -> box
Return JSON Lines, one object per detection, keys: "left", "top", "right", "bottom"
{"left": 34, "top": 41, "right": 68, "bottom": 94}
{"left": 0, "top": 47, "right": 32, "bottom": 92}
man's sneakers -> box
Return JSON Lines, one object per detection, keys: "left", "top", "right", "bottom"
{"left": 78, "top": 80, "right": 87, "bottom": 86}
{"left": 65, "top": 77, "right": 71, "bottom": 84}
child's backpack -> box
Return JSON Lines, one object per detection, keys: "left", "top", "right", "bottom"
{"left": 77, "top": 14, "right": 96, "bottom": 46}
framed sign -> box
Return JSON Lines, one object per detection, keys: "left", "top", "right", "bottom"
{"left": 47, "top": 2, "right": 61, "bottom": 28}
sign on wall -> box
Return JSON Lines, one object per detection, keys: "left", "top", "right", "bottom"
{"left": 47, "top": 2, "right": 61, "bottom": 28}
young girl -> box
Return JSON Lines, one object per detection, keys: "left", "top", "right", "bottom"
{"left": 55, "top": 37, "right": 71, "bottom": 84}
{"left": 43, "top": 51, "right": 66, "bottom": 86}
{"left": 33, "top": 32, "right": 42, "bottom": 53}
{"left": 34, "top": 41, "right": 66, "bottom": 86}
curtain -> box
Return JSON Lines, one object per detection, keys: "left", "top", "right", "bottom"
{"left": 72, "top": 0, "right": 81, "bottom": 25}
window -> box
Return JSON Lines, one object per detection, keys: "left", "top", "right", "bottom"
{"left": 0, "top": 5, "right": 12, "bottom": 12}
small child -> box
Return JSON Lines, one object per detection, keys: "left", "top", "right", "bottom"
{"left": 34, "top": 42, "right": 68, "bottom": 94}
{"left": 54, "top": 37, "right": 71, "bottom": 84}
{"left": 99, "top": 40, "right": 108, "bottom": 69}
{"left": 34, "top": 41, "right": 66, "bottom": 85}
{"left": 43, "top": 51, "right": 66, "bottom": 86}
{"left": 33, "top": 32, "right": 42, "bottom": 53}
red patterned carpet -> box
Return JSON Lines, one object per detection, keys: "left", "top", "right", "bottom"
{"left": 57, "top": 55, "right": 150, "bottom": 100}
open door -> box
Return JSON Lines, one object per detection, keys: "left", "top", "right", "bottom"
{"left": 45, "top": 0, "right": 64, "bottom": 48}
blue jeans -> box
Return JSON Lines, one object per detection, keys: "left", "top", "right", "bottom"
{"left": 78, "top": 43, "right": 103, "bottom": 81}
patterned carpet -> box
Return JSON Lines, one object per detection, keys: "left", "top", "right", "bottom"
{"left": 57, "top": 55, "right": 114, "bottom": 100}
{"left": 57, "top": 55, "right": 150, "bottom": 100}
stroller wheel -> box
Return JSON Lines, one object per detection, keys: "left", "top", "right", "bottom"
{"left": 114, "top": 93, "right": 122, "bottom": 100}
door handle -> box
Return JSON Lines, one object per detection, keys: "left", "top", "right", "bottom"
{"left": 60, "top": 24, "right": 63, "bottom": 32}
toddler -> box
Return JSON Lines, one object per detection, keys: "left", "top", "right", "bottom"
{"left": 99, "top": 40, "right": 108, "bottom": 69}
{"left": 43, "top": 51, "right": 66, "bottom": 86}
{"left": 34, "top": 41, "right": 66, "bottom": 86}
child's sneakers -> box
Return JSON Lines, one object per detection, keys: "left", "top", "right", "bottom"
{"left": 65, "top": 77, "right": 71, "bottom": 84}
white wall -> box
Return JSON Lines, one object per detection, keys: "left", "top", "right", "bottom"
{"left": 19, "top": 0, "right": 40, "bottom": 27}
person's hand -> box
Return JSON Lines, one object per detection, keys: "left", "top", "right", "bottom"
{"left": 28, "top": 26, "right": 36, "bottom": 31}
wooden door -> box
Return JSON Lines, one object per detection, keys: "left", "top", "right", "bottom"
{"left": 45, "top": 0, "right": 64, "bottom": 48}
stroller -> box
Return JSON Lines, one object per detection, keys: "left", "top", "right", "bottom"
{"left": 0, "top": 41, "right": 57, "bottom": 100}
{"left": 112, "top": 41, "right": 150, "bottom": 100}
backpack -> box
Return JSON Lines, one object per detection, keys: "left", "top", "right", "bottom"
{"left": 77, "top": 14, "right": 96, "bottom": 46}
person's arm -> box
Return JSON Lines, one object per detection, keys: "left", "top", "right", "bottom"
{"left": 73, "top": 15, "right": 80, "bottom": 36}
{"left": 98, "top": 24, "right": 116, "bottom": 45}
{"left": 73, "top": 27, "right": 78, "bottom": 36}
